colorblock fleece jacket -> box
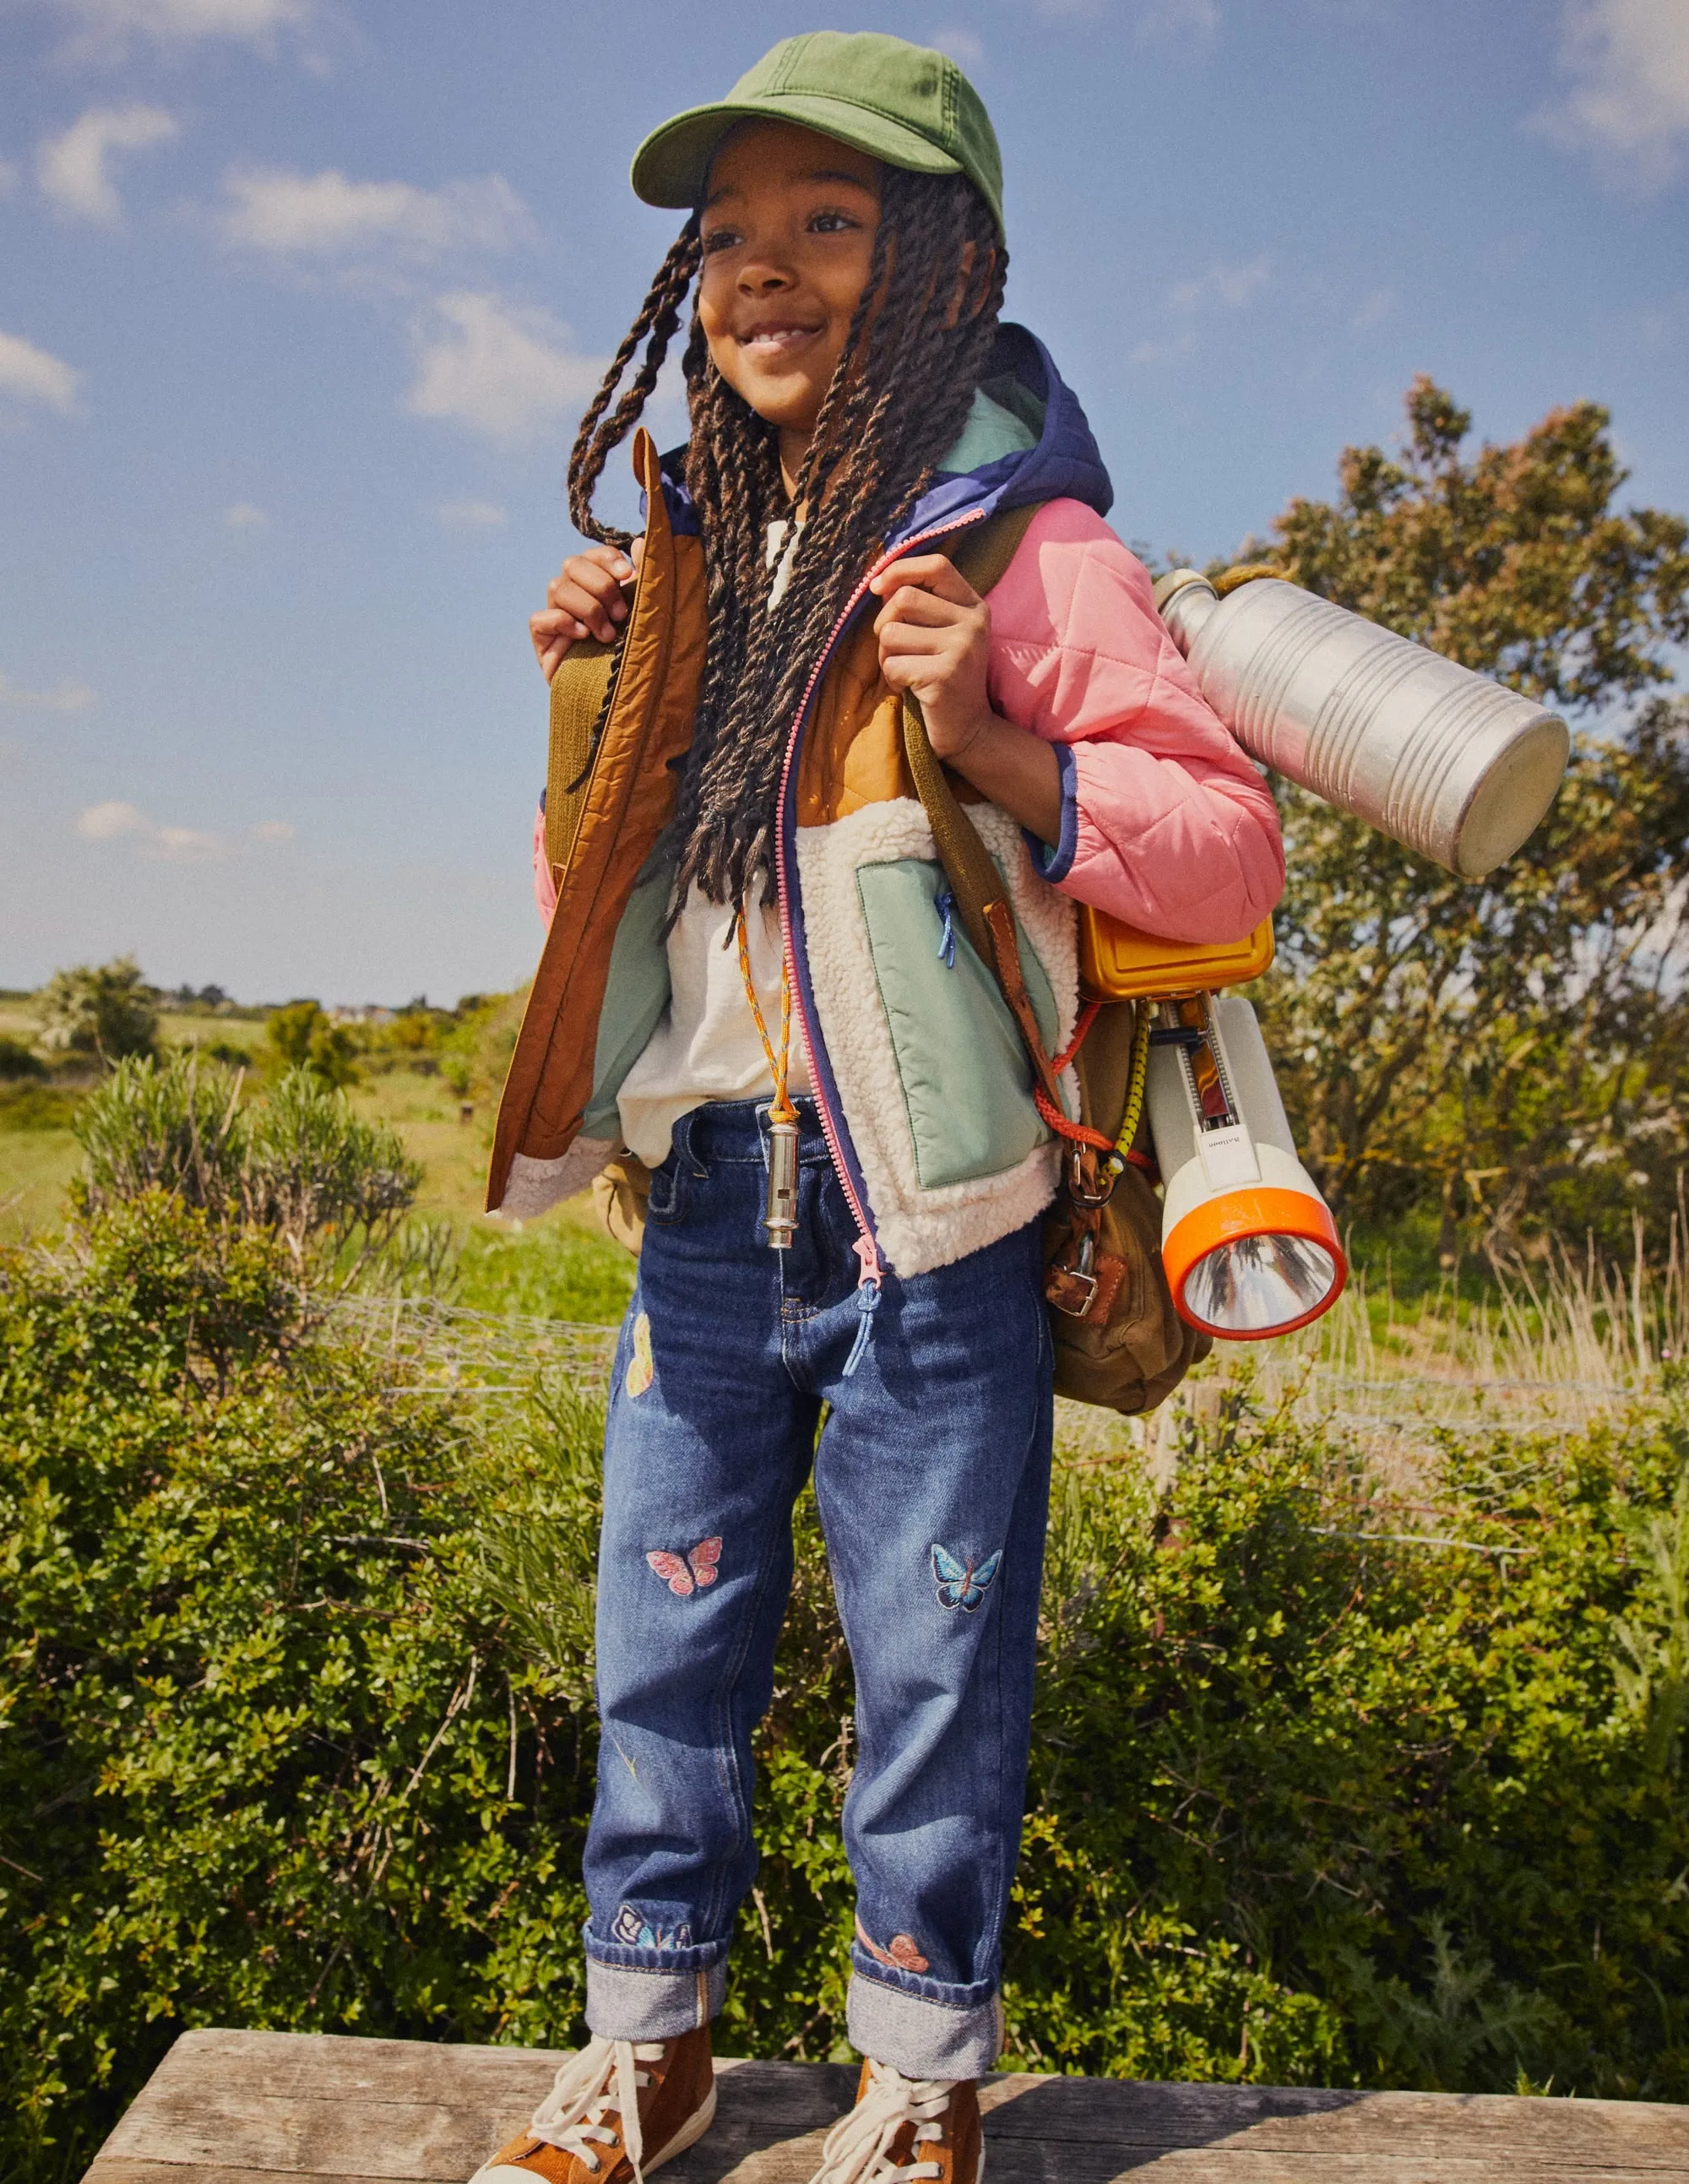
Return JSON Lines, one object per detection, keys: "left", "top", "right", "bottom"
{"left": 491, "top": 325, "right": 1283, "bottom": 1283}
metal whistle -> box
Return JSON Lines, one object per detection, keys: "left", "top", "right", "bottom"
{"left": 764, "top": 1113, "right": 801, "bottom": 1248}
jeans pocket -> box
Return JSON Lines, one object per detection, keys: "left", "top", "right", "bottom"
{"left": 644, "top": 1151, "right": 688, "bottom": 1226}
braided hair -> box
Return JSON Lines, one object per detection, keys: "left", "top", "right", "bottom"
{"left": 568, "top": 166, "right": 1008, "bottom": 912}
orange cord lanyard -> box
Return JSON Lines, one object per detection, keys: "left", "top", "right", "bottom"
{"left": 736, "top": 910, "right": 801, "bottom": 1247}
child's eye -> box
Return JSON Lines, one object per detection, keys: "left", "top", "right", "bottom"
{"left": 808, "top": 209, "right": 861, "bottom": 235}
{"left": 701, "top": 226, "right": 741, "bottom": 255}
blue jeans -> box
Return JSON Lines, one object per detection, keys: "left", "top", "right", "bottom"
{"left": 582, "top": 1099, "right": 1053, "bottom": 2078}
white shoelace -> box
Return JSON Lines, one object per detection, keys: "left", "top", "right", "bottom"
{"left": 809, "top": 2062, "right": 956, "bottom": 2182}
{"left": 527, "top": 2035, "right": 666, "bottom": 2180}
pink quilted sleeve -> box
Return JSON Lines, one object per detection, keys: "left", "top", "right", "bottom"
{"left": 534, "top": 803, "right": 557, "bottom": 924}
{"left": 985, "top": 499, "right": 1284, "bottom": 943}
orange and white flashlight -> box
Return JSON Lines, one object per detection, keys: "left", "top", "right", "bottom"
{"left": 1146, "top": 994, "right": 1345, "bottom": 1340}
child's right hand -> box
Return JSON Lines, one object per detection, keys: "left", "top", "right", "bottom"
{"left": 530, "top": 538, "right": 644, "bottom": 681}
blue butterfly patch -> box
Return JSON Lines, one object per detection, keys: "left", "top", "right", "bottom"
{"left": 611, "top": 1904, "right": 692, "bottom": 1951}
{"left": 931, "top": 1543, "right": 1003, "bottom": 1612}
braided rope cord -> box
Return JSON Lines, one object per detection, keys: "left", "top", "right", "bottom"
{"left": 734, "top": 910, "right": 798, "bottom": 1127}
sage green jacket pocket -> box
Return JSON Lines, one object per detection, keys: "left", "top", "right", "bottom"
{"left": 856, "top": 856, "right": 1058, "bottom": 1190}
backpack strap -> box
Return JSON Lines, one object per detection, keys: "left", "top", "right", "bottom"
{"left": 543, "top": 615, "right": 626, "bottom": 886}
{"left": 900, "top": 503, "right": 1110, "bottom": 1147}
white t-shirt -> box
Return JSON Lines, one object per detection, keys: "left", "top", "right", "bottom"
{"left": 616, "top": 881, "right": 812, "bottom": 1168}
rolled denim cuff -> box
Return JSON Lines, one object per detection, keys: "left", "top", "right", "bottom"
{"left": 846, "top": 1954, "right": 1002, "bottom": 2078}
{"left": 584, "top": 1933, "right": 728, "bottom": 2040}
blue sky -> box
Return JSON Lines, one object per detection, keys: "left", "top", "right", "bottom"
{"left": 2, "top": 0, "right": 1686, "bottom": 1005}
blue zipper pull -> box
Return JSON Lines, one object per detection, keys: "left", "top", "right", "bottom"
{"left": 935, "top": 889, "right": 957, "bottom": 969}
{"left": 842, "top": 1278, "right": 882, "bottom": 1378}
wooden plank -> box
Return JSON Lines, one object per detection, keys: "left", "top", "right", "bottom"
{"left": 82, "top": 2029, "right": 1689, "bottom": 2184}
{"left": 980, "top": 2073, "right": 1689, "bottom": 2160}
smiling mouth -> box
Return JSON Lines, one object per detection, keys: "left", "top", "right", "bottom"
{"left": 738, "top": 324, "right": 823, "bottom": 355}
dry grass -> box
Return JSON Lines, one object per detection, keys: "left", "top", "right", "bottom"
{"left": 1053, "top": 1216, "right": 1689, "bottom": 1481}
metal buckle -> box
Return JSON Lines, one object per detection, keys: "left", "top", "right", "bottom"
{"left": 1048, "top": 1229, "right": 1100, "bottom": 1317}
{"left": 1050, "top": 1269, "right": 1100, "bottom": 1318}
{"left": 1067, "top": 1147, "right": 1115, "bottom": 1210}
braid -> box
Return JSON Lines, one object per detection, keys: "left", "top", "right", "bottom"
{"left": 569, "top": 170, "right": 1008, "bottom": 911}
{"left": 568, "top": 220, "right": 702, "bottom": 547}
{"left": 675, "top": 167, "right": 1007, "bottom": 909}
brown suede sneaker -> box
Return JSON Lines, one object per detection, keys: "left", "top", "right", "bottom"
{"left": 470, "top": 2025, "right": 715, "bottom": 2182}
{"left": 806, "top": 2059, "right": 982, "bottom": 2182}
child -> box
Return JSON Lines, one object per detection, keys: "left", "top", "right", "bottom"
{"left": 475, "top": 33, "right": 1282, "bottom": 2184}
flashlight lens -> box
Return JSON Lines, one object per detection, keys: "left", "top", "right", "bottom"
{"left": 1183, "top": 1231, "right": 1339, "bottom": 1335}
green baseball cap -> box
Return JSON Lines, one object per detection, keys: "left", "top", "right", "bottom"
{"left": 630, "top": 30, "right": 1004, "bottom": 241}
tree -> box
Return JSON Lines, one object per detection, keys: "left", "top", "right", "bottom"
{"left": 1248, "top": 381, "right": 1689, "bottom": 1268}
{"left": 264, "top": 998, "right": 358, "bottom": 1088}
{"left": 35, "top": 956, "right": 158, "bottom": 1064}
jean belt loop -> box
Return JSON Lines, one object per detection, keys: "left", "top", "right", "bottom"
{"left": 674, "top": 1108, "right": 708, "bottom": 1180}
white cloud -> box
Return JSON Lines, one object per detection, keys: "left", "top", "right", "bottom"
{"left": 1169, "top": 253, "right": 1273, "bottom": 312}
{"left": 1132, "top": 253, "right": 1270, "bottom": 367}
{"left": 1537, "top": 0, "right": 1689, "bottom": 189}
{"left": 76, "top": 799, "right": 230, "bottom": 861}
{"left": 224, "top": 501, "right": 268, "bottom": 528}
{"left": 76, "top": 799, "right": 148, "bottom": 839}
{"left": 1350, "top": 286, "right": 1397, "bottom": 333}
{"left": 46, "top": 0, "right": 318, "bottom": 58}
{"left": 215, "top": 166, "right": 531, "bottom": 263}
{"left": 405, "top": 292, "right": 604, "bottom": 447}
{"left": 435, "top": 497, "right": 508, "bottom": 529}
{"left": 0, "top": 671, "right": 96, "bottom": 711}
{"left": 37, "top": 105, "right": 178, "bottom": 225}
{"left": 249, "top": 818, "right": 294, "bottom": 842}
{"left": 0, "top": 329, "right": 81, "bottom": 412}
{"left": 931, "top": 26, "right": 985, "bottom": 64}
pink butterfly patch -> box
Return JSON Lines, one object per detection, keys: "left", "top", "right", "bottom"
{"left": 646, "top": 1537, "right": 723, "bottom": 1597}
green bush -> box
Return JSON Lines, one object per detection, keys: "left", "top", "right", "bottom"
{"left": 73, "top": 1053, "right": 423, "bottom": 1280}
{"left": 0, "top": 1035, "right": 46, "bottom": 1081}
{"left": 265, "top": 1000, "right": 359, "bottom": 1088}
{"left": 5, "top": 1200, "right": 1689, "bottom": 2184}
{"left": 35, "top": 956, "right": 158, "bottom": 1064}
{"left": 0, "top": 1083, "right": 79, "bottom": 1133}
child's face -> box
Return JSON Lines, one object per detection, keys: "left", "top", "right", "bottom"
{"left": 698, "top": 121, "right": 882, "bottom": 454}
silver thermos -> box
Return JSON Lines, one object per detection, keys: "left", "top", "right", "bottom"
{"left": 1154, "top": 570, "right": 1571, "bottom": 878}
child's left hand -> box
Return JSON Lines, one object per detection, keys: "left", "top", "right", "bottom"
{"left": 869, "top": 555, "right": 994, "bottom": 762}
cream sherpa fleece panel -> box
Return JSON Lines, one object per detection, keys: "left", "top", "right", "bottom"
{"left": 796, "top": 797, "right": 1078, "bottom": 1279}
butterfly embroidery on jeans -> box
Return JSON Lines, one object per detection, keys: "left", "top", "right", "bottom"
{"left": 612, "top": 1904, "right": 692, "bottom": 1950}
{"left": 931, "top": 1543, "right": 1002, "bottom": 1611}
{"left": 647, "top": 1536, "right": 723, "bottom": 1597}
{"left": 855, "top": 1915, "right": 931, "bottom": 1974}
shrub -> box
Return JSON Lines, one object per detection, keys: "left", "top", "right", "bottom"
{"left": 0, "top": 1196, "right": 594, "bottom": 2184}
{"left": 0, "top": 1035, "right": 46, "bottom": 1081}
{"left": 0, "top": 1084, "right": 79, "bottom": 1133}
{"left": 5, "top": 1203, "right": 1689, "bottom": 2184}
{"left": 36, "top": 956, "right": 157, "bottom": 1065}
{"left": 35, "top": 957, "right": 158, "bottom": 1064}
{"left": 72, "top": 1053, "right": 423, "bottom": 1279}
{"left": 265, "top": 1000, "right": 359, "bottom": 1088}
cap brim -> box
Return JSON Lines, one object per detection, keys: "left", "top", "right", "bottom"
{"left": 631, "top": 92, "right": 962, "bottom": 214}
